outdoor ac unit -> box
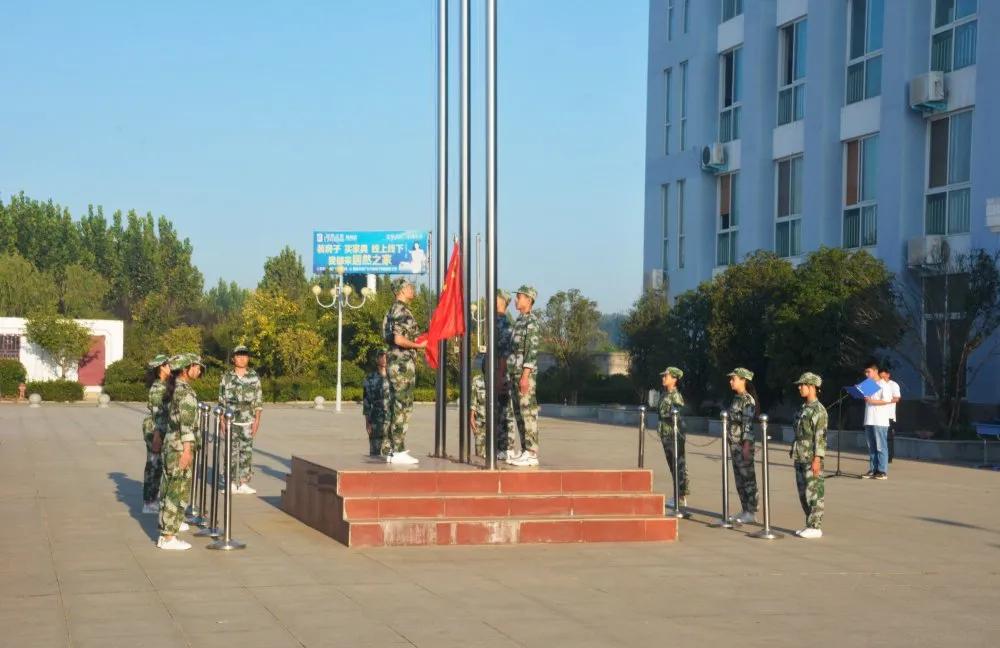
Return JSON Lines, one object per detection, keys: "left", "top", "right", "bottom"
{"left": 907, "top": 235, "right": 951, "bottom": 267}
{"left": 643, "top": 268, "right": 665, "bottom": 293}
{"left": 700, "top": 143, "right": 727, "bottom": 173}
{"left": 909, "top": 71, "right": 946, "bottom": 114}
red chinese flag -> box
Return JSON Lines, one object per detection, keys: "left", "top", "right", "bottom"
{"left": 417, "top": 242, "right": 465, "bottom": 368}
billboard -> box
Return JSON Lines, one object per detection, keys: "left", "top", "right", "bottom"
{"left": 312, "top": 230, "right": 429, "bottom": 275}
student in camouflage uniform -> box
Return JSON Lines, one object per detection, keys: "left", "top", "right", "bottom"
{"left": 507, "top": 285, "right": 541, "bottom": 467}
{"left": 157, "top": 353, "right": 204, "bottom": 551}
{"left": 141, "top": 354, "right": 171, "bottom": 514}
{"left": 657, "top": 366, "right": 688, "bottom": 507}
{"left": 471, "top": 355, "right": 488, "bottom": 458}
{"left": 362, "top": 349, "right": 391, "bottom": 457}
{"left": 727, "top": 367, "right": 759, "bottom": 524}
{"left": 791, "top": 372, "right": 827, "bottom": 539}
{"left": 219, "top": 345, "right": 263, "bottom": 494}
{"left": 494, "top": 289, "right": 515, "bottom": 459}
{"left": 383, "top": 278, "right": 426, "bottom": 464}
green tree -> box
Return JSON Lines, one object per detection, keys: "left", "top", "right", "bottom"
{"left": 202, "top": 278, "right": 249, "bottom": 323}
{"left": 259, "top": 246, "right": 309, "bottom": 302}
{"left": 276, "top": 325, "right": 323, "bottom": 376}
{"left": 52, "top": 264, "right": 110, "bottom": 318}
{"left": 25, "top": 313, "right": 93, "bottom": 378}
{"left": 239, "top": 290, "right": 303, "bottom": 375}
{"left": 621, "top": 289, "right": 670, "bottom": 399}
{"left": 663, "top": 285, "right": 714, "bottom": 411}
{"left": 160, "top": 325, "right": 204, "bottom": 355}
{"left": 0, "top": 253, "right": 58, "bottom": 316}
{"left": 540, "top": 289, "right": 607, "bottom": 404}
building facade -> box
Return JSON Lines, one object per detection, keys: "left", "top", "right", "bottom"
{"left": 643, "top": 0, "right": 999, "bottom": 404}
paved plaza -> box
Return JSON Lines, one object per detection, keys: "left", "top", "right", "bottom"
{"left": 1, "top": 402, "right": 998, "bottom": 647}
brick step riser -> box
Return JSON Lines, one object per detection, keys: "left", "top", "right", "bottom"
{"left": 342, "top": 494, "right": 666, "bottom": 521}
{"left": 348, "top": 517, "right": 678, "bottom": 547}
{"left": 335, "top": 470, "right": 655, "bottom": 498}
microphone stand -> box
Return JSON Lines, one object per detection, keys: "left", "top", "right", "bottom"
{"left": 824, "top": 389, "right": 861, "bottom": 479}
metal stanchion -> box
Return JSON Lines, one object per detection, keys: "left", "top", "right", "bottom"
{"left": 749, "top": 414, "right": 783, "bottom": 540}
{"left": 195, "top": 406, "right": 221, "bottom": 538}
{"left": 665, "top": 407, "right": 690, "bottom": 519}
{"left": 637, "top": 406, "right": 646, "bottom": 468}
{"left": 186, "top": 404, "right": 208, "bottom": 526}
{"left": 195, "top": 403, "right": 211, "bottom": 525}
{"left": 207, "top": 409, "right": 246, "bottom": 550}
{"left": 710, "top": 411, "right": 734, "bottom": 528}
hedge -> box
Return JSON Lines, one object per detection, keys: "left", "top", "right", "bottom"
{"left": 104, "top": 358, "right": 146, "bottom": 385}
{"left": 0, "top": 359, "right": 27, "bottom": 397}
{"left": 103, "top": 382, "right": 149, "bottom": 402}
{"left": 26, "top": 380, "right": 84, "bottom": 402}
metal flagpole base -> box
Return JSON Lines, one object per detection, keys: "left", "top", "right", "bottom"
{"left": 206, "top": 539, "right": 246, "bottom": 551}
{"left": 748, "top": 528, "right": 784, "bottom": 540}
{"left": 193, "top": 526, "right": 221, "bottom": 538}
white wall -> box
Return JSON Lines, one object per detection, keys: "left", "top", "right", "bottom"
{"left": 0, "top": 318, "right": 124, "bottom": 387}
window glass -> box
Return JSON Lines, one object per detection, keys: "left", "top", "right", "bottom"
{"left": 929, "top": 118, "right": 949, "bottom": 188}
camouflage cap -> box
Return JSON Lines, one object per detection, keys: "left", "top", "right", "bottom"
{"left": 728, "top": 367, "right": 755, "bottom": 381}
{"left": 391, "top": 277, "right": 412, "bottom": 294}
{"left": 231, "top": 344, "right": 250, "bottom": 356}
{"left": 794, "top": 372, "right": 822, "bottom": 387}
{"left": 170, "top": 353, "right": 205, "bottom": 371}
{"left": 659, "top": 366, "right": 684, "bottom": 379}
{"left": 497, "top": 288, "right": 512, "bottom": 303}
{"left": 147, "top": 354, "right": 170, "bottom": 369}
{"left": 516, "top": 285, "right": 537, "bottom": 302}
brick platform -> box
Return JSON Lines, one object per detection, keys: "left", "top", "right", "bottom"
{"left": 281, "top": 455, "right": 677, "bottom": 547}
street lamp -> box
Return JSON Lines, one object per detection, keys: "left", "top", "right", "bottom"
{"left": 312, "top": 267, "right": 374, "bottom": 412}
{"left": 470, "top": 302, "right": 486, "bottom": 353}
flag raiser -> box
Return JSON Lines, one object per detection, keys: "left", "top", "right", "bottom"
{"left": 417, "top": 242, "right": 465, "bottom": 368}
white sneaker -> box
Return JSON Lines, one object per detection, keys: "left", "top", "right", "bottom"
{"left": 178, "top": 521, "right": 190, "bottom": 532}
{"left": 230, "top": 483, "right": 240, "bottom": 494}
{"left": 666, "top": 497, "right": 688, "bottom": 508}
{"left": 141, "top": 502, "right": 158, "bottom": 515}
{"left": 735, "top": 511, "right": 757, "bottom": 524}
{"left": 390, "top": 450, "right": 420, "bottom": 465}
{"left": 237, "top": 483, "right": 257, "bottom": 494}
{"left": 156, "top": 536, "right": 192, "bottom": 551}
{"left": 798, "top": 527, "right": 823, "bottom": 539}
{"left": 510, "top": 451, "right": 538, "bottom": 467}
{"left": 496, "top": 451, "right": 508, "bottom": 461}
{"left": 505, "top": 452, "right": 523, "bottom": 465}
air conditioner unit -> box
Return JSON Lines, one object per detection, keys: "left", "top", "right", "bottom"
{"left": 907, "top": 235, "right": 951, "bottom": 267}
{"left": 909, "top": 71, "right": 946, "bottom": 115}
{"left": 643, "top": 268, "right": 666, "bottom": 293}
{"left": 700, "top": 143, "right": 727, "bottom": 173}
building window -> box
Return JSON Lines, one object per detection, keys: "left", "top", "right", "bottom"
{"left": 778, "top": 19, "right": 807, "bottom": 125}
{"left": 719, "top": 48, "right": 741, "bottom": 143}
{"left": 0, "top": 334, "right": 20, "bottom": 360}
{"left": 721, "top": 0, "right": 742, "bottom": 23}
{"left": 775, "top": 156, "right": 803, "bottom": 258}
{"left": 843, "top": 134, "right": 879, "bottom": 248}
{"left": 932, "top": 0, "right": 977, "bottom": 72}
{"left": 717, "top": 173, "right": 739, "bottom": 267}
{"left": 683, "top": 0, "right": 690, "bottom": 34}
{"left": 923, "top": 273, "right": 970, "bottom": 398}
{"left": 680, "top": 61, "right": 688, "bottom": 150}
{"left": 664, "top": 68, "right": 672, "bottom": 156}
{"left": 668, "top": 0, "right": 674, "bottom": 41}
{"left": 846, "top": 0, "right": 884, "bottom": 104}
{"left": 926, "top": 110, "right": 972, "bottom": 235}
{"left": 661, "top": 184, "right": 670, "bottom": 270}
{"left": 677, "top": 180, "right": 686, "bottom": 269}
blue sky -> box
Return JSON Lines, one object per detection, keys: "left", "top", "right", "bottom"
{"left": 0, "top": 1, "right": 648, "bottom": 313}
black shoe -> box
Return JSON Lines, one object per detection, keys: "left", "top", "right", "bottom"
{"left": 874, "top": 472, "right": 888, "bottom": 480}
{"left": 861, "top": 471, "right": 876, "bottom": 479}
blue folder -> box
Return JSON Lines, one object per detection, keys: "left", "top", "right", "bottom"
{"left": 844, "top": 378, "right": 880, "bottom": 399}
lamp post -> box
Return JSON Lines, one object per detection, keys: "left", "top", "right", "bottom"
{"left": 312, "top": 267, "right": 374, "bottom": 413}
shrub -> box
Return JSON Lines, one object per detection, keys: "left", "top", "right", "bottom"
{"left": 316, "top": 358, "right": 365, "bottom": 388}
{"left": 104, "top": 358, "right": 146, "bottom": 385}
{"left": 0, "top": 359, "right": 27, "bottom": 397}
{"left": 193, "top": 375, "right": 221, "bottom": 403}
{"left": 103, "top": 382, "right": 148, "bottom": 402}
{"left": 26, "top": 380, "right": 84, "bottom": 402}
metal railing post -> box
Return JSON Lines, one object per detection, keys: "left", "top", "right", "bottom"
{"left": 637, "top": 406, "right": 646, "bottom": 468}
{"left": 710, "top": 411, "right": 734, "bottom": 528}
{"left": 665, "top": 407, "right": 690, "bottom": 519}
{"left": 195, "top": 406, "right": 222, "bottom": 538}
{"left": 207, "top": 409, "right": 246, "bottom": 550}
{"left": 749, "top": 414, "right": 783, "bottom": 540}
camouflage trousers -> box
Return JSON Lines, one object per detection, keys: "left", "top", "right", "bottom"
{"left": 158, "top": 446, "right": 192, "bottom": 537}
{"left": 660, "top": 433, "right": 689, "bottom": 497}
{"left": 730, "top": 442, "right": 758, "bottom": 513}
{"left": 508, "top": 372, "right": 538, "bottom": 453}
{"left": 231, "top": 423, "right": 255, "bottom": 483}
{"left": 794, "top": 460, "right": 825, "bottom": 529}
{"left": 473, "top": 382, "right": 513, "bottom": 457}
{"left": 387, "top": 359, "right": 416, "bottom": 453}
{"left": 368, "top": 416, "right": 387, "bottom": 456}
{"left": 142, "top": 440, "right": 163, "bottom": 504}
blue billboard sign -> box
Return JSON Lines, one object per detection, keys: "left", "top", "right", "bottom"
{"left": 312, "top": 230, "right": 429, "bottom": 275}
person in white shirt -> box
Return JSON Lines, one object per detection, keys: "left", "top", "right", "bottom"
{"left": 862, "top": 362, "right": 893, "bottom": 479}
{"left": 879, "top": 368, "right": 902, "bottom": 464}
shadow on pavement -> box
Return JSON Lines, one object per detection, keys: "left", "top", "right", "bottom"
{"left": 107, "top": 471, "right": 159, "bottom": 540}
{"left": 253, "top": 447, "right": 292, "bottom": 469}
{"left": 913, "top": 516, "right": 998, "bottom": 534}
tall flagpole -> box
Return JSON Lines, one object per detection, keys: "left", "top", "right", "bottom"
{"left": 485, "top": 0, "right": 498, "bottom": 470}
{"left": 434, "top": 0, "right": 449, "bottom": 458}
{"left": 459, "top": 0, "right": 472, "bottom": 463}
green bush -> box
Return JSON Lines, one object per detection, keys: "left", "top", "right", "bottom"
{"left": 316, "top": 358, "right": 365, "bottom": 388}
{"left": 193, "top": 376, "right": 221, "bottom": 403}
{"left": 0, "top": 359, "right": 27, "bottom": 397}
{"left": 26, "top": 380, "right": 84, "bottom": 402}
{"left": 104, "top": 358, "right": 146, "bottom": 385}
{"left": 103, "top": 382, "right": 148, "bottom": 402}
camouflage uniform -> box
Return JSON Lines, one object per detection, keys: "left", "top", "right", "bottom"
{"left": 142, "top": 379, "right": 168, "bottom": 503}
{"left": 471, "top": 373, "right": 487, "bottom": 457}
{"left": 219, "top": 368, "right": 263, "bottom": 483}
{"left": 159, "top": 380, "right": 199, "bottom": 536}
{"left": 383, "top": 299, "right": 419, "bottom": 453}
{"left": 362, "top": 369, "right": 391, "bottom": 456}
{"left": 727, "top": 392, "right": 758, "bottom": 513}
{"left": 507, "top": 309, "right": 541, "bottom": 453}
{"left": 495, "top": 311, "right": 515, "bottom": 453}
{"left": 658, "top": 388, "right": 689, "bottom": 497}
{"left": 792, "top": 399, "right": 828, "bottom": 529}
